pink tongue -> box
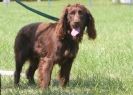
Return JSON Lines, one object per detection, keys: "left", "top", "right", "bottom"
{"left": 71, "top": 28, "right": 80, "bottom": 37}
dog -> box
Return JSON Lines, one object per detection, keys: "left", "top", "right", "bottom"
{"left": 14, "top": 4, "right": 96, "bottom": 89}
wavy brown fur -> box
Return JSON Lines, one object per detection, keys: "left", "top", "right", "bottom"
{"left": 14, "top": 4, "right": 96, "bottom": 89}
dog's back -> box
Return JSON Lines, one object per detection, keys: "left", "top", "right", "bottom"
{"left": 14, "top": 22, "right": 41, "bottom": 53}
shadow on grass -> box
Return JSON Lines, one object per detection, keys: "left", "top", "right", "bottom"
{"left": 50, "top": 74, "right": 126, "bottom": 95}
{"left": 70, "top": 75, "right": 125, "bottom": 90}
{"left": 1, "top": 74, "right": 126, "bottom": 95}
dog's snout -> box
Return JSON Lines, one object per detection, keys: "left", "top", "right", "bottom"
{"left": 74, "top": 20, "right": 80, "bottom": 24}
{"left": 73, "top": 21, "right": 80, "bottom": 26}
{"left": 72, "top": 16, "right": 80, "bottom": 28}
{"left": 74, "top": 15, "right": 80, "bottom": 23}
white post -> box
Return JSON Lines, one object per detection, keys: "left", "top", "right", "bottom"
{"left": 112, "top": 0, "right": 120, "bottom": 3}
{"left": 3, "top": 0, "right": 10, "bottom": 4}
{"left": 120, "top": 0, "right": 133, "bottom": 4}
{"left": 37, "top": 0, "right": 41, "bottom": 2}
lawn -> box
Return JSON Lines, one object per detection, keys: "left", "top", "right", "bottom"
{"left": 0, "top": 0, "right": 133, "bottom": 95}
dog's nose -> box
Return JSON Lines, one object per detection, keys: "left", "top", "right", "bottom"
{"left": 73, "top": 21, "right": 80, "bottom": 28}
{"left": 73, "top": 21, "right": 79, "bottom": 25}
{"left": 74, "top": 15, "right": 80, "bottom": 24}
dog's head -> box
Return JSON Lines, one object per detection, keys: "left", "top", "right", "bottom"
{"left": 59, "top": 4, "right": 96, "bottom": 41}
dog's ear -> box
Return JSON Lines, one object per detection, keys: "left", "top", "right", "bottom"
{"left": 56, "top": 5, "right": 71, "bottom": 39}
{"left": 59, "top": 5, "right": 71, "bottom": 31}
{"left": 85, "top": 9, "right": 96, "bottom": 39}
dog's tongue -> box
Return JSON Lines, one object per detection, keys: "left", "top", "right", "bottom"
{"left": 71, "top": 28, "right": 80, "bottom": 37}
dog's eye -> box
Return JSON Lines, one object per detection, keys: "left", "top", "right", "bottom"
{"left": 70, "top": 11, "right": 75, "bottom": 15}
{"left": 78, "top": 10, "right": 83, "bottom": 15}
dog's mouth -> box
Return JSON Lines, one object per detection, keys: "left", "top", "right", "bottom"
{"left": 71, "top": 27, "right": 80, "bottom": 37}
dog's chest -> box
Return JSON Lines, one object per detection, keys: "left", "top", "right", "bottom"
{"left": 55, "top": 40, "right": 78, "bottom": 59}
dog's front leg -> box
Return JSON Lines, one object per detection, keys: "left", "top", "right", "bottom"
{"left": 58, "top": 58, "right": 74, "bottom": 87}
{"left": 38, "top": 57, "right": 53, "bottom": 89}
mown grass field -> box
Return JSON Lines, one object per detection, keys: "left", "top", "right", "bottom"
{"left": 0, "top": 0, "right": 133, "bottom": 95}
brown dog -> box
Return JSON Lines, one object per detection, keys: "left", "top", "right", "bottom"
{"left": 14, "top": 4, "right": 96, "bottom": 89}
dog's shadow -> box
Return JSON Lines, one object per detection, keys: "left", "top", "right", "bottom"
{"left": 1, "top": 75, "right": 125, "bottom": 94}
{"left": 70, "top": 76, "right": 124, "bottom": 90}
{"left": 50, "top": 75, "right": 125, "bottom": 94}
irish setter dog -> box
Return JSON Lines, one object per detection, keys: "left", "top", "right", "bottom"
{"left": 14, "top": 4, "right": 96, "bottom": 89}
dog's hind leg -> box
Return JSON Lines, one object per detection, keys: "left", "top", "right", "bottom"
{"left": 14, "top": 52, "right": 27, "bottom": 86}
{"left": 26, "top": 57, "right": 39, "bottom": 84}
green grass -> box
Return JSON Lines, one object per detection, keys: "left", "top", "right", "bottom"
{"left": 0, "top": 0, "right": 133, "bottom": 95}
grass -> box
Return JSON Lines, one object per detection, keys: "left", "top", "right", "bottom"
{"left": 0, "top": 0, "right": 133, "bottom": 94}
